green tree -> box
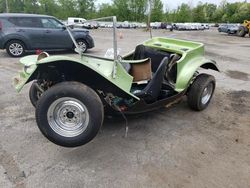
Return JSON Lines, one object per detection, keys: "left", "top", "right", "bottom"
{"left": 77, "top": 0, "right": 96, "bottom": 19}
{"left": 0, "top": 0, "right": 4, "bottom": 12}
{"left": 193, "top": 2, "right": 205, "bottom": 22}
{"left": 113, "top": 0, "right": 130, "bottom": 21}
{"left": 39, "top": 0, "right": 60, "bottom": 16}
{"left": 56, "top": 0, "right": 77, "bottom": 19}
{"left": 1, "top": 0, "right": 250, "bottom": 23}
{"left": 233, "top": 2, "right": 250, "bottom": 23}
{"left": 3, "top": 0, "right": 25, "bottom": 13}
{"left": 151, "top": 0, "right": 164, "bottom": 22}
{"left": 23, "top": 0, "right": 40, "bottom": 13}
{"left": 97, "top": 3, "right": 115, "bottom": 18}
{"left": 203, "top": 3, "right": 217, "bottom": 22}
{"left": 128, "top": 0, "right": 147, "bottom": 22}
{"left": 175, "top": 3, "right": 193, "bottom": 22}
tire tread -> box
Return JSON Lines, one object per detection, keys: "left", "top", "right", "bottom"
{"left": 187, "top": 74, "right": 215, "bottom": 111}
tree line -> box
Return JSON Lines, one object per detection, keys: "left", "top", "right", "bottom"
{"left": 0, "top": 0, "right": 250, "bottom": 23}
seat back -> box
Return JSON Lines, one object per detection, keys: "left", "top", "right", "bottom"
{"left": 133, "top": 45, "right": 146, "bottom": 60}
{"left": 133, "top": 45, "right": 170, "bottom": 72}
{"left": 141, "top": 57, "right": 169, "bottom": 101}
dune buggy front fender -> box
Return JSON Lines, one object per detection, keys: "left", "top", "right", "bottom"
{"left": 175, "top": 57, "right": 219, "bottom": 92}
{"left": 14, "top": 55, "right": 139, "bottom": 100}
{"left": 13, "top": 55, "right": 38, "bottom": 92}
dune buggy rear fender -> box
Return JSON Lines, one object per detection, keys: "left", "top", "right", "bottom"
{"left": 175, "top": 56, "right": 219, "bottom": 92}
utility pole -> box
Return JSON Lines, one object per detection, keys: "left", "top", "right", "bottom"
{"left": 5, "top": 0, "right": 9, "bottom": 13}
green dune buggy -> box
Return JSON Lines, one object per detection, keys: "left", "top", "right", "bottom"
{"left": 14, "top": 16, "right": 219, "bottom": 147}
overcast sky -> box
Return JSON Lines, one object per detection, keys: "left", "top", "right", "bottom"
{"left": 95, "top": 0, "right": 249, "bottom": 10}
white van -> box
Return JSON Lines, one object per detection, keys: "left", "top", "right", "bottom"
{"left": 68, "top": 17, "right": 86, "bottom": 25}
{"left": 67, "top": 17, "right": 99, "bottom": 29}
{"left": 67, "top": 17, "right": 87, "bottom": 28}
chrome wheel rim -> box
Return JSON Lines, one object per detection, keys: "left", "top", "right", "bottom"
{"left": 47, "top": 97, "right": 89, "bottom": 137}
{"left": 201, "top": 83, "right": 213, "bottom": 105}
{"left": 9, "top": 43, "right": 23, "bottom": 56}
{"left": 77, "top": 41, "right": 87, "bottom": 51}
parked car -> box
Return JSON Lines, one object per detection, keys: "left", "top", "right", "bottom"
{"left": 121, "top": 21, "right": 130, "bottom": 28}
{"left": 166, "top": 23, "right": 173, "bottom": 31}
{"left": 218, "top": 24, "right": 239, "bottom": 34}
{"left": 172, "top": 23, "right": 209, "bottom": 31}
{"left": 0, "top": 13, "right": 94, "bottom": 57}
{"left": 150, "top": 22, "right": 161, "bottom": 29}
{"left": 67, "top": 17, "right": 99, "bottom": 29}
{"left": 14, "top": 16, "right": 219, "bottom": 147}
{"left": 203, "top": 24, "right": 210, "bottom": 29}
{"left": 67, "top": 17, "right": 87, "bottom": 28}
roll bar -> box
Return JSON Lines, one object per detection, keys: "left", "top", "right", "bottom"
{"left": 65, "top": 16, "right": 118, "bottom": 78}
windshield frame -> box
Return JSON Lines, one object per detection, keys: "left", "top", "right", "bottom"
{"left": 65, "top": 16, "right": 119, "bottom": 78}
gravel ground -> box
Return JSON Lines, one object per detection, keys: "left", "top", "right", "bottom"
{"left": 0, "top": 28, "right": 250, "bottom": 188}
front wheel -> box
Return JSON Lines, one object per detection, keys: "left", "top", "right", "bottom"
{"left": 187, "top": 74, "right": 216, "bottom": 111}
{"left": 36, "top": 82, "right": 104, "bottom": 147}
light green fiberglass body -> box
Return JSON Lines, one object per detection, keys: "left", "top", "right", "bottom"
{"left": 14, "top": 37, "right": 218, "bottom": 100}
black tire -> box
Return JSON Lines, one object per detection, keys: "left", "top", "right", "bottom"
{"left": 76, "top": 39, "right": 88, "bottom": 53}
{"left": 29, "top": 81, "right": 41, "bottom": 107}
{"left": 187, "top": 74, "right": 216, "bottom": 111}
{"left": 6, "top": 40, "right": 26, "bottom": 57}
{"left": 36, "top": 81, "right": 104, "bottom": 147}
{"left": 237, "top": 26, "right": 247, "bottom": 37}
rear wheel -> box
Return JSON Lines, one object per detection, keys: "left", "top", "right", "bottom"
{"left": 36, "top": 81, "right": 104, "bottom": 147}
{"left": 227, "top": 30, "right": 233, "bottom": 34}
{"left": 76, "top": 39, "right": 88, "bottom": 53}
{"left": 187, "top": 74, "right": 216, "bottom": 111}
{"left": 6, "top": 40, "right": 26, "bottom": 57}
{"left": 237, "top": 26, "right": 247, "bottom": 37}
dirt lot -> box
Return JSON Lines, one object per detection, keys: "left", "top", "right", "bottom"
{"left": 0, "top": 28, "right": 250, "bottom": 188}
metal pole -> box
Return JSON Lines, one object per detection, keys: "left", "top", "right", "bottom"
{"left": 112, "top": 16, "right": 118, "bottom": 78}
{"left": 5, "top": 0, "right": 9, "bottom": 13}
{"left": 147, "top": 0, "right": 152, "bottom": 38}
{"left": 65, "top": 26, "right": 80, "bottom": 54}
{"left": 66, "top": 16, "right": 119, "bottom": 78}
{"left": 113, "top": 16, "right": 118, "bottom": 62}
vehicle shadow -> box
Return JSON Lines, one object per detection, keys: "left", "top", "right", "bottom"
{"left": 0, "top": 50, "right": 11, "bottom": 58}
{"left": 59, "top": 100, "right": 190, "bottom": 160}
{"left": 101, "top": 99, "right": 187, "bottom": 131}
